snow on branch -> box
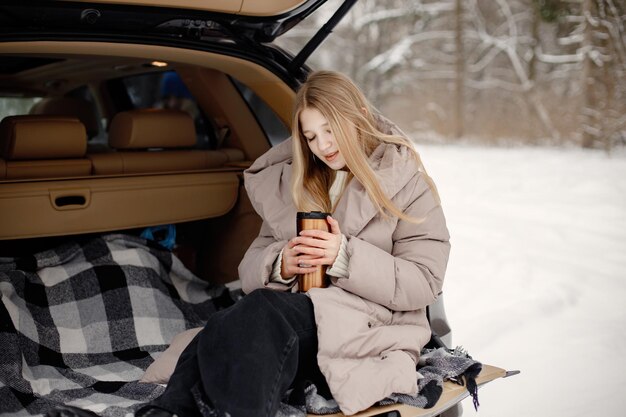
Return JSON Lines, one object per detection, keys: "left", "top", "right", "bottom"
{"left": 353, "top": 1, "right": 455, "bottom": 31}
{"left": 563, "top": 15, "right": 585, "bottom": 24}
{"left": 582, "top": 124, "right": 602, "bottom": 137}
{"left": 536, "top": 49, "right": 584, "bottom": 64}
{"left": 410, "top": 69, "right": 456, "bottom": 79}
{"left": 559, "top": 33, "right": 584, "bottom": 46}
{"left": 467, "top": 47, "right": 507, "bottom": 73}
{"left": 495, "top": 0, "right": 518, "bottom": 39}
{"left": 358, "top": 31, "right": 455, "bottom": 76}
{"left": 353, "top": 9, "right": 412, "bottom": 31}
{"left": 465, "top": 78, "right": 527, "bottom": 92}
{"left": 582, "top": 46, "right": 613, "bottom": 66}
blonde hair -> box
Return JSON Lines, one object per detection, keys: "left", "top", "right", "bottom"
{"left": 291, "top": 70, "right": 436, "bottom": 223}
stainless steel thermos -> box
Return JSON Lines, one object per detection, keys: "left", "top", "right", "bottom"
{"left": 296, "top": 211, "right": 330, "bottom": 292}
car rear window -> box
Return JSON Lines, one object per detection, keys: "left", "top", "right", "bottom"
{"left": 230, "top": 77, "right": 290, "bottom": 146}
{"left": 121, "top": 71, "right": 216, "bottom": 148}
{"left": 0, "top": 97, "right": 42, "bottom": 119}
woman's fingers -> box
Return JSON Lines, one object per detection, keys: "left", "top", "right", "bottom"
{"left": 295, "top": 257, "right": 329, "bottom": 266}
{"left": 294, "top": 235, "right": 331, "bottom": 249}
{"left": 283, "top": 241, "right": 318, "bottom": 275}
{"left": 293, "top": 245, "right": 325, "bottom": 257}
{"left": 298, "top": 229, "right": 332, "bottom": 240}
{"left": 285, "top": 218, "right": 343, "bottom": 270}
{"left": 294, "top": 238, "right": 337, "bottom": 257}
{"left": 287, "top": 251, "right": 328, "bottom": 269}
{"left": 287, "top": 256, "right": 317, "bottom": 274}
{"left": 294, "top": 265, "right": 318, "bottom": 273}
{"left": 327, "top": 215, "right": 341, "bottom": 235}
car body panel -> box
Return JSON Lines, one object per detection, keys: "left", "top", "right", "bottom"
{"left": 0, "top": 0, "right": 328, "bottom": 44}
{"left": 63, "top": 0, "right": 311, "bottom": 16}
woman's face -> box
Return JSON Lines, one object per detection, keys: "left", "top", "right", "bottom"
{"left": 299, "top": 107, "right": 347, "bottom": 171}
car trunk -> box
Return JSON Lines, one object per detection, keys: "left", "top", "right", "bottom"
{"left": 0, "top": 1, "right": 515, "bottom": 416}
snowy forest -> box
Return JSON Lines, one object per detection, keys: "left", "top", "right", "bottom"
{"left": 281, "top": 4, "right": 626, "bottom": 416}
{"left": 276, "top": 0, "right": 626, "bottom": 150}
{"left": 0, "top": 2, "right": 622, "bottom": 417}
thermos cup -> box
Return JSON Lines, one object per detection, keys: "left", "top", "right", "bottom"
{"left": 296, "top": 211, "right": 330, "bottom": 292}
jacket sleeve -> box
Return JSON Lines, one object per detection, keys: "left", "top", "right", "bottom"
{"left": 332, "top": 174, "right": 450, "bottom": 312}
{"left": 238, "top": 220, "right": 295, "bottom": 294}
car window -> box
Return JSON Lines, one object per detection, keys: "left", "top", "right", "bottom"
{"left": 120, "top": 71, "right": 215, "bottom": 148}
{"left": 230, "top": 77, "right": 290, "bottom": 146}
{"left": 0, "top": 97, "right": 41, "bottom": 119}
{"left": 1, "top": 88, "right": 107, "bottom": 150}
{"left": 66, "top": 85, "right": 107, "bottom": 146}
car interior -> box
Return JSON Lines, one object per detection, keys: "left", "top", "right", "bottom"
{"left": 0, "top": 42, "right": 293, "bottom": 283}
{"left": 0, "top": 3, "right": 511, "bottom": 415}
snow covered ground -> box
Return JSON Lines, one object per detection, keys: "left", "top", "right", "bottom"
{"left": 416, "top": 143, "right": 626, "bottom": 417}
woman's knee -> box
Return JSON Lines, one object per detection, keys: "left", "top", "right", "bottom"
{"left": 244, "top": 288, "right": 276, "bottom": 305}
{"left": 233, "top": 288, "right": 282, "bottom": 318}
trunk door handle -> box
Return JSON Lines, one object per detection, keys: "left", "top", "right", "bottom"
{"left": 50, "top": 189, "right": 91, "bottom": 210}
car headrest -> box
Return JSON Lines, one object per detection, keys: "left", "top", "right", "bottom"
{"left": 30, "top": 97, "right": 100, "bottom": 138}
{"left": 108, "top": 109, "right": 196, "bottom": 149}
{"left": 0, "top": 115, "right": 87, "bottom": 160}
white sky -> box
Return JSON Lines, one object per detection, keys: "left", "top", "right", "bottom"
{"left": 417, "top": 143, "right": 626, "bottom": 417}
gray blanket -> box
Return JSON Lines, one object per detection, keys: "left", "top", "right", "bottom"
{"left": 276, "top": 347, "right": 481, "bottom": 416}
{"left": 0, "top": 234, "right": 230, "bottom": 417}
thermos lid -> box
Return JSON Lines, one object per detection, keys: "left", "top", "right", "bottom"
{"left": 297, "top": 211, "right": 330, "bottom": 219}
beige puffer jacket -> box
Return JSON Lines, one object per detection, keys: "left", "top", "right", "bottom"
{"left": 239, "top": 126, "right": 450, "bottom": 415}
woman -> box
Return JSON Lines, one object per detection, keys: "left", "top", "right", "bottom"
{"left": 127, "top": 70, "right": 448, "bottom": 417}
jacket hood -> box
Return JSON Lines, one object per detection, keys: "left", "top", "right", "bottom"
{"left": 243, "top": 116, "right": 421, "bottom": 239}
{"left": 244, "top": 138, "right": 297, "bottom": 239}
{"left": 245, "top": 135, "right": 294, "bottom": 176}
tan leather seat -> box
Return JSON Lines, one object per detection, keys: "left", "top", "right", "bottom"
{"left": 89, "top": 109, "right": 244, "bottom": 175}
{"left": 0, "top": 115, "right": 91, "bottom": 180}
{"left": 30, "top": 97, "right": 100, "bottom": 139}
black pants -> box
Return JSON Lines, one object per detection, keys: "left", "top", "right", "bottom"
{"left": 148, "top": 289, "right": 329, "bottom": 417}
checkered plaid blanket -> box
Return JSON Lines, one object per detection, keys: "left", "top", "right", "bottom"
{"left": 0, "top": 234, "right": 231, "bottom": 417}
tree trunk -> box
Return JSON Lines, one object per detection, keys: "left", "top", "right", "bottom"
{"left": 454, "top": 0, "right": 465, "bottom": 139}
{"left": 527, "top": 1, "right": 540, "bottom": 143}
{"left": 581, "top": 0, "right": 598, "bottom": 148}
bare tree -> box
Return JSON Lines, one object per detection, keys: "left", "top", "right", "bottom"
{"left": 274, "top": 0, "right": 625, "bottom": 148}
{"left": 553, "top": 0, "right": 626, "bottom": 148}
{"left": 583, "top": 0, "right": 626, "bottom": 149}
{"left": 454, "top": 0, "right": 465, "bottom": 138}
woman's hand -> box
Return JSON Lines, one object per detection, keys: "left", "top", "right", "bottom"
{"left": 280, "top": 238, "right": 319, "bottom": 278}
{"left": 294, "top": 216, "right": 342, "bottom": 267}
{"left": 280, "top": 216, "right": 342, "bottom": 278}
